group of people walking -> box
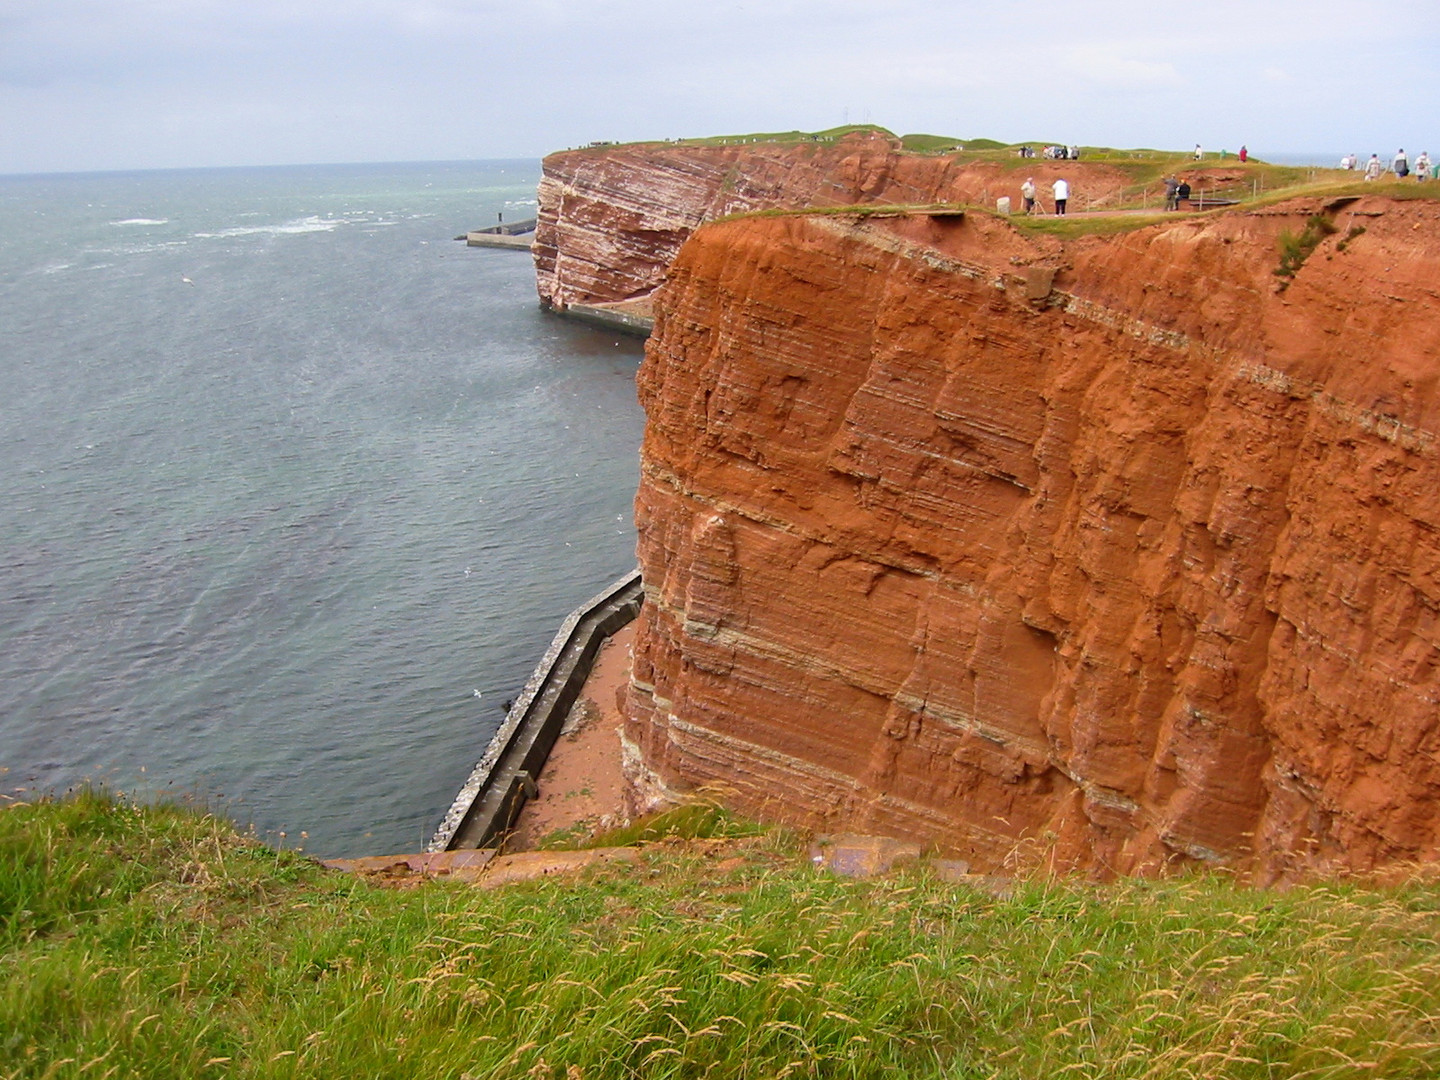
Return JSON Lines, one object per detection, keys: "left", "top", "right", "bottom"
{"left": 1019, "top": 177, "right": 1069, "bottom": 215}
{"left": 1011, "top": 140, "right": 1438, "bottom": 219}
{"left": 1343, "top": 150, "right": 1434, "bottom": 180}
{"left": 1017, "top": 145, "right": 1080, "bottom": 160}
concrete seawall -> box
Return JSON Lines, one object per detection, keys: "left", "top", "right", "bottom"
{"left": 464, "top": 233, "right": 533, "bottom": 251}
{"left": 472, "top": 217, "right": 537, "bottom": 237}
{"left": 460, "top": 218, "right": 538, "bottom": 251}
{"left": 561, "top": 303, "right": 654, "bottom": 338}
{"left": 429, "top": 569, "right": 643, "bottom": 852}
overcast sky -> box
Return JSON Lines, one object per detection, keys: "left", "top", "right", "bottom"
{"left": 3, "top": 0, "right": 1437, "bottom": 175}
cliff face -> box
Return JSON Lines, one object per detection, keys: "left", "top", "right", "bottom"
{"left": 624, "top": 195, "right": 1440, "bottom": 879}
{"left": 533, "top": 135, "right": 1135, "bottom": 311}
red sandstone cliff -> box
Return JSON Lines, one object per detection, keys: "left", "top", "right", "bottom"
{"left": 533, "top": 134, "right": 1135, "bottom": 311}
{"left": 623, "top": 194, "right": 1440, "bottom": 880}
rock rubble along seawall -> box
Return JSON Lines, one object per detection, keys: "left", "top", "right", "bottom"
{"left": 532, "top": 134, "right": 1135, "bottom": 311}
{"left": 624, "top": 197, "right": 1440, "bottom": 880}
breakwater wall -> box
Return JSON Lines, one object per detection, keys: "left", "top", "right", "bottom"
{"left": 459, "top": 219, "right": 538, "bottom": 251}
{"left": 464, "top": 232, "right": 532, "bottom": 251}
{"left": 428, "top": 569, "right": 643, "bottom": 852}
{"left": 561, "top": 303, "right": 654, "bottom": 338}
{"left": 474, "top": 218, "right": 538, "bottom": 237}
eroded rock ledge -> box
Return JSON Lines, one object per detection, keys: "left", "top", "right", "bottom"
{"left": 623, "top": 196, "right": 1440, "bottom": 880}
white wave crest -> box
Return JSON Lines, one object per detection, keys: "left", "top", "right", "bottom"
{"left": 110, "top": 218, "right": 169, "bottom": 226}
{"left": 193, "top": 215, "right": 347, "bottom": 239}
{"left": 91, "top": 241, "right": 191, "bottom": 257}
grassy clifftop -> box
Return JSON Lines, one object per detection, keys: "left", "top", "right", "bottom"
{"left": 5, "top": 793, "right": 1440, "bottom": 1079}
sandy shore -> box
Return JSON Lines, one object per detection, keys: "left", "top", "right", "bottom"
{"left": 507, "top": 623, "right": 634, "bottom": 848}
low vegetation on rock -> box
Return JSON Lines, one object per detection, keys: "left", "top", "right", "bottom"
{"left": 5, "top": 792, "right": 1440, "bottom": 1078}
{"left": 1274, "top": 213, "right": 1341, "bottom": 283}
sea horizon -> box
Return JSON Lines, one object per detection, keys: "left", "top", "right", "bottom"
{"left": 0, "top": 145, "right": 1373, "bottom": 182}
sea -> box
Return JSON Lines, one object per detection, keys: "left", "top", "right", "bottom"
{"left": 0, "top": 160, "right": 647, "bottom": 857}
{"left": 1262, "top": 152, "right": 1349, "bottom": 168}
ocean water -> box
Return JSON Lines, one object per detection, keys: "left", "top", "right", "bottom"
{"left": 0, "top": 161, "right": 646, "bottom": 857}
{"left": 1262, "top": 152, "right": 1350, "bottom": 168}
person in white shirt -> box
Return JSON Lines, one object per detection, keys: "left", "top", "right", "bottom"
{"left": 1393, "top": 149, "right": 1410, "bottom": 177}
{"left": 1364, "top": 154, "right": 1384, "bottom": 180}
{"left": 1020, "top": 177, "right": 1037, "bottom": 213}
{"left": 1053, "top": 178, "right": 1069, "bottom": 215}
{"left": 1415, "top": 151, "right": 1432, "bottom": 181}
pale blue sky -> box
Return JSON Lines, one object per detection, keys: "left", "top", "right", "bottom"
{"left": 3, "top": 0, "right": 1437, "bottom": 174}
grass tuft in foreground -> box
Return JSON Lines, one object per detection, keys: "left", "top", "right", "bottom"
{"left": 4, "top": 792, "right": 1440, "bottom": 1078}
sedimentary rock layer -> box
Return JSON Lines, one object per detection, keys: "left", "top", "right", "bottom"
{"left": 533, "top": 133, "right": 1137, "bottom": 311}
{"left": 624, "top": 196, "right": 1440, "bottom": 879}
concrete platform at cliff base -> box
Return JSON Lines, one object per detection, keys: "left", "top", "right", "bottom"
{"left": 556, "top": 297, "right": 654, "bottom": 337}
{"left": 326, "top": 603, "right": 1014, "bottom": 892}
{"left": 505, "top": 623, "right": 636, "bottom": 849}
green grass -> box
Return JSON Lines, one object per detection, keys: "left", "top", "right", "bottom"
{"left": 661, "top": 126, "right": 904, "bottom": 149}
{"left": 5, "top": 792, "right": 1440, "bottom": 1079}
{"left": 531, "top": 802, "right": 767, "bottom": 852}
{"left": 733, "top": 200, "right": 1175, "bottom": 241}
{"left": 719, "top": 202, "right": 961, "bottom": 224}
{"left": 1007, "top": 210, "right": 1176, "bottom": 239}
{"left": 568, "top": 802, "right": 771, "bottom": 850}
{"left": 898, "top": 134, "right": 966, "bottom": 153}
{"left": 710, "top": 165, "right": 1440, "bottom": 243}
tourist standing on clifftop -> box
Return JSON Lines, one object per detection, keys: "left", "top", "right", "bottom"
{"left": 1021, "top": 177, "right": 1037, "bottom": 213}
{"left": 1164, "top": 176, "right": 1179, "bottom": 211}
{"left": 1393, "top": 149, "right": 1410, "bottom": 178}
{"left": 1053, "top": 178, "right": 1069, "bottom": 215}
{"left": 1415, "top": 151, "right": 1432, "bottom": 180}
{"left": 1365, "top": 154, "right": 1384, "bottom": 180}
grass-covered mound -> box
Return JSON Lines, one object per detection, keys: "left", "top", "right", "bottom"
{"left": 4, "top": 792, "right": 1440, "bottom": 1079}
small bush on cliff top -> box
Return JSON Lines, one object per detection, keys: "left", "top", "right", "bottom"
{"left": 5, "top": 793, "right": 1440, "bottom": 1079}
